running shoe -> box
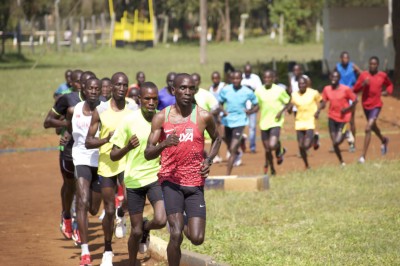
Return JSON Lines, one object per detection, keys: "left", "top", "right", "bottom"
{"left": 60, "top": 217, "right": 73, "bottom": 239}
{"left": 277, "top": 148, "right": 286, "bottom": 165}
{"left": 233, "top": 151, "right": 243, "bottom": 167}
{"left": 100, "top": 251, "right": 114, "bottom": 266}
{"left": 79, "top": 254, "right": 92, "bottom": 266}
{"left": 358, "top": 156, "right": 365, "bottom": 164}
{"left": 340, "top": 162, "right": 346, "bottom": 167}
{"left": 139, "top": 218, "right": 150, "bottom": 254}
{"left": 99, "top": 209, "right": 105, "bottom": 221}
{"left": 313, "top": 133, "right": 320, "bottom": 150}
{"left": 381, "top": 137, "right": 389, "bottom": 155}
{"left": 114, "top": 208, "right": 127, "bottom": 239}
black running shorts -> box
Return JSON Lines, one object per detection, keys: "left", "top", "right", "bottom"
{"left": 126, "top": 181, "right": 163, "bottom": 215}
{"left": 75, "top": 165, "right": 101, "bottom": 193}
{"left": 161, "top": 181, "right": 206, "bottom": 219}
{"left": 261, "top": 127, "right": 281, "bottom": 141}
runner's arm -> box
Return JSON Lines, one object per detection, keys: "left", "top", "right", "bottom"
{"left": 43, "top": 109, "right": 67, "bottom": 128}
{"left": 144, "top": 112, "right": 179, "bottom": 160}
{"left": 65, "top": 107, "right": 74, "bottom": 134}
{"left": 200, "top": 111, "right": 222, "bottom": 177}
{"left": 85, "top": 109, "right": 110, "bottom": 149}
{"left": 110, "top": 134, "right": 140, "bottom": 161}
{"left": 315, "top": 100, "right": 326, "bottom": 119}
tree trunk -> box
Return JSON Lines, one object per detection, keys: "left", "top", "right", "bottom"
{"left": 199, "top": 0, "right": 207, "bottom": 64}
{"left": 392, "top": 0, "right": 400, "bottom": 94}
{"left": 224, "top": 0, "right": 230, "bottom": 42}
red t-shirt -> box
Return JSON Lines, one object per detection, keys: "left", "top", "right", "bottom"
{"left": 158, "top": 105, "right": 205, "bottom": 187}
{"left": 322, "top": 84, "right": 356, "bottom": 123}
{"left": 353, "top": 71, "right": 393, "bottom": 110}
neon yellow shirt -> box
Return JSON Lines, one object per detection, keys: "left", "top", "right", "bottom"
{"left": 255, "top": 84, "right": 290, "bottom": 130}
{"left": 110, "top": 109, "right": 159, "bottom": 189}
{"left": 291, "top": 88, "right": 322, "bottom": 130}
{"left": 97, "top": 99, "right": 137, "bottom": 177}
{"left": 194, "top": 88, "right": 218, "bottom": 140}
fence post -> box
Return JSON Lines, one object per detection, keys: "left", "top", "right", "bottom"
{"left": 55, "top": 0, "right": 61, "bottom": 52}
{"left": 279, "top": 14, "right": 284, "bottom": 45}
{"left": 80, "top": 16, "right": 85, "bottom": 52}
{"left": 69, "top": 17, "right": 74, "bottom": 52}
{"left": 100, "top": 13, "right": 106, "bottom": 47}
{"left": 91, "top": 15, "right": 96, "bottom": 49}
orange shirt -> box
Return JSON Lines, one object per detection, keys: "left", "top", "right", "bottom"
{"left": 322, "top": 84, "right": 356, "bottom": 123}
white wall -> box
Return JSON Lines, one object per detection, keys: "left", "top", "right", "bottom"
{"left": 323, "top": 7, "right": 394, "bottom": 73}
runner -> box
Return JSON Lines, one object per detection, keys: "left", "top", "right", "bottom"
{"left": 290, "top": 76, "right": 322, "bottom": 169}
{"left": 255, "top": 70, "right": 290, "bottom": 175}
{"left": 320, "top": 70, "right": 357, "bottom": 166}
{"left": 66, "top": 78, "right": 103, "bottom": 266}
{"left": 218, "top": 70, "right": 259, "bottom": 175}
{"left": 144, "top": 73, "right": 221, "bottom": 266}
{"left": 54, "top": 69, "right": 73, "bottom": 100}
{"left": 208, "top": 71, "right": 226, "bottom": 163}
{"left": 334, "top": 51, "right": 361, "bottom": 152}
{"left": 127, "top": 71, "right": 145, "bottom": 96}
{"left": 85, "top": 72, "right": 138, "bottom": 266}
{"left": 353, "top": 56, "right": 393, "bottom": 163}
{"left": 43, "top": 70, "right": 95, "bottom": 245}
{"left": 288, "top": 64, "right": 311, "bottom": 115}
{"left": 157, "top": 72, "right": 176, "bottom": 110}
{"left": 241, "top": 63, "right": 262, "bottom": 153}
{"left": 127, "top": 87, "right": 140, "bottom": 106}
{"left": 101, "top": 78, "right": 112, "bottom": 100}
{"left": 110, "top": 82, "right": 166, "bottom": 266}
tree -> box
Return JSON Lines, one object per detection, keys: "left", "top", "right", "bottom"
{"left": 0, "top": 0, "right": 11, "bottom": 56}
{"left": 393, "top": 0, "right": 400, "bottom": 92}
{"left": 200, "top": 0, "right": 207, "bottom": 64}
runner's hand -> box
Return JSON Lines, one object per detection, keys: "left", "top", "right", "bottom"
{"left": 163, "top": 129, "right": 179, "bottom": 147}
{"left": 314, "top": 110, "right": 320, "bottom": 119}
{"left": 107, "top": 131, "right": 115, "bottom": 142}
{"left": 275, "top": 111, "right": 283, "bottom": 121}
{"left": 200, "top": 160, "right": 211, "bottom": 178}
{"left": 127, "top": 134, "right": 140, "bottom": 150}
{"left": 60, "top": 131, "right": 71, "bottom": 146}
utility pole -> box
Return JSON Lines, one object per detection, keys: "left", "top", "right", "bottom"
{"left": 199, "top": 0, "right": 207, "bottom": 64}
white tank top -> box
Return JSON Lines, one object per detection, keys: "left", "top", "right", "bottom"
{"left": 72, "top": 101, "right": 99, "bottom": 167}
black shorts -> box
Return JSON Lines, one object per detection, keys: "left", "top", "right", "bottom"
{"left": 261, "top": 127, "right": 281, "bottom": 141}
{"left": 363, "top": 107, "right": 381, "bottom": 120}
{"left": 99, "top": 172, "right": 124, "bottom": 189}
{"left": 296, "top": 129, "right": 314, "bottom": 142}
{"left": 328, "top": 118, "right": 346, "bottom": 134}
{"left": 225, "top": 126, "right": 244, "bottom": 143}
{"left": 59, "top": 156, "right": 74, "bottom": 179}
{"left": 126, "top": 181, "right": 163, "bottom": 215}
{"left": 161, "top": 181, "right": 206, "bottom": 219}
{"left": 75, "top": 165, "right": 101, "bottom": 193}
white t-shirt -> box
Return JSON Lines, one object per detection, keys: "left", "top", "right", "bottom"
{"left": 72, "top": 101, "right": 99, "bottom": 167}
{"left": 241, "top": 73, "right": 261, "bottom": 109}
{"left": 209, "top": 82, "right": 225, "bottom": 100}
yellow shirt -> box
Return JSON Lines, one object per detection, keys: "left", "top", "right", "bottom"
{"left": 291, "top": 88, "right": 322, "bottom": 130}
{"left": 97, "top": 99, "right": 138, "bottom": 177}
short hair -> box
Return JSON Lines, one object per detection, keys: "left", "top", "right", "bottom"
{"left": 173, "top": 73, "right": 192, "bottom": 88}
{"left": 340, "top": 51, "right": 349, "bottom": 58}
{"left": 136, "top": 71, "right": 145, "bottom": 78}
{"left": 80, "top": 71, "right": 96, "bottom": 83}
{"left": 71, "top": 69, "right": 83, "bottom": 81}
{"left": 331, "top": 70, "right": 341, "bottom": 79}
{"left": 263, "top": 69, "right": 274, "bottom": 76}
{"left": 233, "top": 70, "right": 242, "bottom": 76}
{"left": 111, "top": 72, "right": 128, "bottom": 84}
{"left": 211, "top": 71, "right": 220, "bottom": 77}
{"left": 191, "top": 73, "right": 201, "bottom": 81}
{"left": 140, "top": 82, "right": 158, "bottom": 96}
{"left": 101, "top": 77, "right": 111, "bottom": 83}
{"left": 369, "top": 56, "right": 380, "bottom": 64}
{"left": 85, "top": 77, "right": 101, "bottom": 88}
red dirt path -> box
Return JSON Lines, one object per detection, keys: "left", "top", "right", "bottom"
{"left": 0, "top": 97, "right": 399, "bottom": 265}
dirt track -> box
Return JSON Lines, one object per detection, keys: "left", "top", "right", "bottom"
{"left": 0, "top": 97, "right": 399, "bottom": 265}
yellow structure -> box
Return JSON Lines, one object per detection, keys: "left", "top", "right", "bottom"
{"left": 108, "top": 0, "right": 155, "bottom": 47}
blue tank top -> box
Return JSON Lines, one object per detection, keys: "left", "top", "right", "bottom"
{"left": 336, "top": 62, "right": 356, "bottom": 88}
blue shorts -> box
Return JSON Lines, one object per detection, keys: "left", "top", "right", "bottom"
{"left": 363, "top": 107, "right": 381, "bottom": 121}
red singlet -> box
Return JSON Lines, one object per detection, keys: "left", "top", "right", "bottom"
{"left": 158, "top": 104, "right": 205, "bottom": 186}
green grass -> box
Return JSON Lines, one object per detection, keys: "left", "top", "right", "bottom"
{"left": 153, "top": 160, "right": 400, "bottom": 265}
{"left": 0, "top": 36, "right": 322, "bottom": 136}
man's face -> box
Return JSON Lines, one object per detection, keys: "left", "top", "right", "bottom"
{"left": 140, "top": 88, "right": 158, "bottom": 114}
{"left": 211, "top": 73, "right": 220, "bottom": 86}
{"left": 244, "top": 65, "right": 251, "bottom": 78}
{"left": 84, "top": 80, "right": 101, "bottom": 103}
{"left": 369, "top": 59, "right": 379, "bottom": 73}
{"left": 191, "top": 75, "right": 201, "bottom": 91}
{"left": 112, "top": 75, "right": 129, "bottom": 101}
{"left": 232, "top": 72, "right": 242, "bottom": 88}
{"left": 263, "top": 72, "right": 274, "bottom": 87}
{"left": 341, "top": 53, "right": 350, "bottom": 65}
{"left": 101, "top": 80, "right": 112, "bottom": 98}
{"left": 137, "top": 73, "right": 145, "bottom": 86}
{"left": 298, "top": 78, "right": 307, "bottom": 93}
{"left": 330, "top": 72, "right": 340, "bottom": 86}
{"left": 167, "top": 74, "right": 176, "bottom": 89}
{"left": 293, "top": 65, "right": 302, "bottom": 78}
{"left": 80, "top": 74, "right": 95, "bottom": 91}
{"left": 72, "top": 73, "right": 82, "bottom": 91}
{"left": 173, "top": 77, "right": 196, "bottom": 106}
{"left": 129, "top": 89, "right": 140, "bottom": 105}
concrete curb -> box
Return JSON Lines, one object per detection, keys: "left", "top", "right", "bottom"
{"left": 205, "top": 174, "right": 270, "bottom": 191}
{"left": 149, "top": 235, "right": 230, "bottom": 266}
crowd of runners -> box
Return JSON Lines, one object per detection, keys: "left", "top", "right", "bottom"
{"left": 44, "top": 51, "right": 392, "bottom": 266}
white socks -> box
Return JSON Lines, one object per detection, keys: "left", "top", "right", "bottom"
{"left": 81, "top": 244, "right": 89, "bottom": 255}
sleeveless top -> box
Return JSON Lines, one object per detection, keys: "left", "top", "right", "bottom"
{"left": 72, "top": 101, "right": 99, "bottom": 167}
{"left": 158, "top": 104, "right": 205, "bottom": 186}
{"left": 336, "top": 62, "right": 356, "bottom": 88}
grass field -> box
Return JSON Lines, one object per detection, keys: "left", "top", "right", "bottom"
{"left": 153, "top": 159, "right": 400, "bottom": 265}
{"left": 0, "top": 37, "right": 322, "bottom": 137}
